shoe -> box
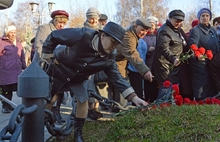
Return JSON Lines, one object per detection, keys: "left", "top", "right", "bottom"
{"left": 2, "top": 107, "right": 10, "bottom": 114}
{"left": 87, "top": 109, "right": 103, "bottom": 120}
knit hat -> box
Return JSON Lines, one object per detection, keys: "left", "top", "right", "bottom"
{"left": 191, "top": 19, "right": 199, "bottom": 28}
{"left": 4, "top": 25, "right": 16, "bottom": 35}
{"left": 147, "top": 16, "right": 158, "bottom": 25}
{"left": 197, "top": 8, "right": 212, "bottom": 20}
{"left": 86, "top": 7, "right": 100, "bottom": 19}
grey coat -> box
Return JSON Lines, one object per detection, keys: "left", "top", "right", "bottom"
{"left": 34, "top": 22, "right": 56, "bottom": 58}
{"left": 188, "top": 23, "right": 219, "bottom": 99}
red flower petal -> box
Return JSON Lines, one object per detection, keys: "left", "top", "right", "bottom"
{"left": 190, "top": 44, "right": 198, "bottom": 51}
{"left": 206, "top": 50, "right": 213, "bottom": 60}
{"left": 198, "top": 47, "right": 206, "bottom": 54}
{"left": 172, "top": 84, "right": 179, "bottom": 97}
{"left": 195, "top": 50, "right": 202, "bottom": 57}
{"left": 184, "top": 98, "right": 191, "bottom": 104}
{"left": 163, "top": 80, "right": 171, "bottom": 88}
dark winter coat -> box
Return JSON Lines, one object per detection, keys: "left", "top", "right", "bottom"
{"left": 152, "top": 20, "right": 184, "bottom": 83}
{"left": 42, "top": 28, "right": 134, "bottom": 103}
{"left": 188, "top": 23, "right": 219, "bottom": 99}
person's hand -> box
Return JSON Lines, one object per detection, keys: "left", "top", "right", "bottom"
{"left": 173, "top": 58, "right": 180, "bottom": 66}
{"left": 41, "top": 53, "right": 54, "bottom": 63}
{"left": 198, "top": 55, "right": 205, "bottom": 62}
{"left": 132, "top": 96, "right": 148, "bottom": 107}
{"left": 143, "top": 71, "right": 154, "bottom": 82}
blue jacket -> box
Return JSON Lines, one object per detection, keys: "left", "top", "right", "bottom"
{"left": 127, "top": 39, "right": 148, "bottom": 72}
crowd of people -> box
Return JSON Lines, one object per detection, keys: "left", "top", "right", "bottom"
{"left": 1, "top": 6, "right": 220, "bottom": 142}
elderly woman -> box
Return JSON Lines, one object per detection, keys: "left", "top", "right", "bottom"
{"left": 34, "top": 10, "right": 69, "bottom": 59}
{"left": 188, "top": 8, "right": 219, "bottom": 100}
{"left": 34, "top": 10, "right": 69, "bottom": 123}
{"left": 0, "top": 25, "right": 26, "bottom": 113}
{"left": 143, "top": 16, "right": 160, "bottom": 102}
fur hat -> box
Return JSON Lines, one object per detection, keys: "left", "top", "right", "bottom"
{"left": 4, "top": 25, "right": 16, "bottom": 35}
{"left": 197, "top": 8, "right": 212, "bottom": 20}
{"left": 86, "top": 7, "right": 100, "bottom": 19}
{"left": 169, "top": 9, "right": 185, "bottom": 21}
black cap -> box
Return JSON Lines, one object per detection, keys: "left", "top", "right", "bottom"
{"left": 30, "top": 38, "right": 35, "bottom": 43}
{"left": 135, "top": 18, "right": 152, "bottom": 29}
{"left": 169, "top": 10, "right": 185, "bottom": 21}
{"left": 100, "top": 22, "right": 125, "bottom": 46}
{"left": 99, "top": 14, "right": 108, "bottom": 20}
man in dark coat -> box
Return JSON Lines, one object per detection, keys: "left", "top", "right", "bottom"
{"left": 42, "top": 22, "right": 147, "bottom": 142}
{"left": 152, "top": 9, "right": 186, "bottom": 99}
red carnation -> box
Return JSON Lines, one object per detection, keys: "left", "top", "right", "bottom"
{"left": 205, "top": 98, "right": 212, "bottom": 104}
{"left": 191, "top": 100, "right": 198, "bottom": 105}
{"left": 184, "top": 98, "right": 191, "bottom": 104}
{"left": 211, "top": 98, "right": 220, "bottom": 104}
{"left": 163, "top": 80, "right": 171, "bottom": 88}
{"left": 194, "top": 50, "right": 202, "bottom": 57}
{"left": 198, "top": 100, "right": 204, "bottom": 105}
{"left": 174, "top": 95, "right": 183, "bottom": 106}
{"left": 172, "top": 84, "right": 179, "bottom": 97}
{"left": 206, "top": 50, "right": 213, "bottom": 60}
{"left": 198, "top": 47, "right": 206, "bottom": 54}
{"left": 190, "top": 44, "right": 198, "bottom": 51}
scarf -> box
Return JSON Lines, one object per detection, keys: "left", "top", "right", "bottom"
{"left": 84, "top": 21, "right": 102, "bottom": 30}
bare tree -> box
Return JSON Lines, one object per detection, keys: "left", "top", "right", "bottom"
{"left": 114, "top": 0, "right": 169, "bottom": 28}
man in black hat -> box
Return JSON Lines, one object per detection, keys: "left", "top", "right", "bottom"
{"left": 152, "top": 9, "right": 187, "bottom": 99}
{"left": 42, "top": 21, "right": 147, "bottom": 142}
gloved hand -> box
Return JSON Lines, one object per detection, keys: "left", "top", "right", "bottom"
{"left": 132, "top": 96, "right": 148, "bottom": 107}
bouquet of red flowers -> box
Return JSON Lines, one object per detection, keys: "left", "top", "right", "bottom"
{"left": 190, "top": 44, "right": 213, "bottom": 61}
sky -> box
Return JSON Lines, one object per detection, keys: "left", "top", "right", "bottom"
{"left": 2, "top": 0, "right": 194, "bottom": 19}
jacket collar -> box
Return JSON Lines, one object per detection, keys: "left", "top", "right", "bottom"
{"left": 198, "top": 23, "right": 214, "bottom": 35}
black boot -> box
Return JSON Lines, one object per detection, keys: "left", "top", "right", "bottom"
{"left": 51, "top": 106, "right": 65, "bottom": 124}
{"left": 74, "top": 117, "right": 85, "bottom": 142}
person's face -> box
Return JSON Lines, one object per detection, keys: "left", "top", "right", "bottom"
{"left": 101, "top": 33, "right": 119, "bottom": 54}
{"left": 99, "top": 19, "right": 107, "bottom": 26}
{"left": 213, "top": 21, "right": 220, "bottom": 29}
{"left": 149, "top": 22, "right": 156, "bottom": 33}
{"left": 7, "top": 30, "right": 16, "bottom": 42}
{"left": 169, "top": 18, "right": 183, "bottom": 28}
{"left": 199, "top": 13, "right": 210, "bottom": 26}
{"left": 135, "top": 25, "right": 148, "bottom": 38}
{"left": 88, "top": 17, "right": 99, "bottom": 26}
{"left": 54, "top": 20, "right": 67, "bottom": 30}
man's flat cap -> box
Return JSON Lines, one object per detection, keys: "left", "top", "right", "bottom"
{"left": 136, "top": 18, "right": 152, "bottom": 29}
{"left": 169, "top": 10, "right": 185, "bottom": 21}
